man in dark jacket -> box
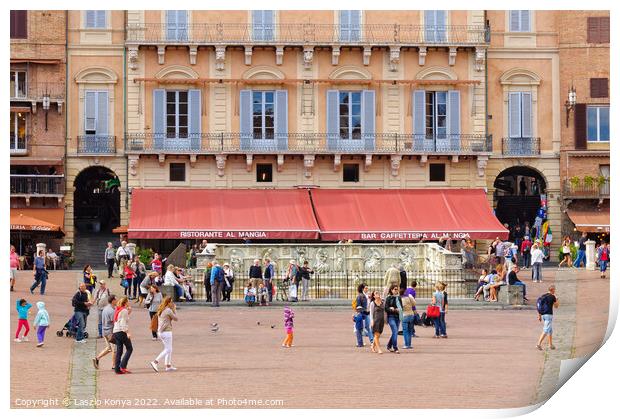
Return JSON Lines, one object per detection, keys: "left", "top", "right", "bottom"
{"left": 210, "top": 261, "right": 224, "bottom": 307}
{"left": 507, "top": 265, "right": 528, "bottom": 301}
{"left": 249, "top": 259, "right": 263, "bottom": 297}
{"left": 72, "top": 283, "right": 92, "bottom": 343}
{"left": 399, "top": 265, "right": 408, "bottom": 290}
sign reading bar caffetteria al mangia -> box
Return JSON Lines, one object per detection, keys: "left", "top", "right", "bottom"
{"left": 129, "top": 230, "right": 479, "bottom": 240}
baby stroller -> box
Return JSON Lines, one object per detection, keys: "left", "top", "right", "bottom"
{"left": 56, "top": 314, "right": 89, "bottom": 338}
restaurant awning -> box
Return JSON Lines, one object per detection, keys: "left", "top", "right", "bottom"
{"left": 127, "top": 189, "right": 320, "bottom": 240}
{"left": 10, "top": 208, "right": 65, "bottom": 233}
{"left": 567, "top": 204, "right": 610, "bottom": 233}
{"left": 310, "top": 188, "right": 508, "bottom": 241}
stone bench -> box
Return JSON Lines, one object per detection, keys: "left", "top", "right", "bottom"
{"left": 497, "top": 284, "right": 524, "bottom": 305}
{"left": 161, "top": 285, "right": 178, "bottom": 302}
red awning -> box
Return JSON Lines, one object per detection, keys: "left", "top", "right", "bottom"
{"left": 10, "top": 208, "right": 65, "bottom": 233}
{"left": 128, "top": 189, "right": 320, "bottom": 240}
{"left": 310, "top": 189, "right": 508, "bottom": 241}
{"left": 567, "top": 205, "right": 610, "bottom": 233}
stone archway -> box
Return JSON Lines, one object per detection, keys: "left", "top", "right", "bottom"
{"left": 493, "top": 165, "right": 547, "bottom": 229}
{"left": 73, "top": 165, "right": 120, "bottom": 234}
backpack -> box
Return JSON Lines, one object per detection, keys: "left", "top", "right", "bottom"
{"left": 536, "top": 294, "right": 551, "bottom": 315}
{"left": 295, "top": 265, "right": 302, "bottom": 282}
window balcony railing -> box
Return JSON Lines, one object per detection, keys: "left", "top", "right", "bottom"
{"left": 501, "top": 137, "right": 541, "bottom": 156}
{"left": 76, "top": 135, "right": 117, "bottom": 154}
{"left": 126, "top": 23, "right": 488, "bottom": 46}
{"left": 10, "top": 135, "right": 30, "bottom": 156}
{"left": 125, "top": 132, "right": 491, "bottom": 155}
{"left": 10, "top": 82, "right": 65, "bottom": 101}
{"left": 10, "top": 175, "right": 65, "bottom": 196}
{"left": 563, "top": 178, "right": 610, "bottom": 199}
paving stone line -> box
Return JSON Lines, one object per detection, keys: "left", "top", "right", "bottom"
{"left": 66, "top": 273, "right": 99, "bottom": 409}
{"left": 533, "top": 269, "right": 578, "bottom": 405}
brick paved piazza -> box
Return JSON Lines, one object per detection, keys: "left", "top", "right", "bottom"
{"left": 10, "top": 268, "right": 608, "bottom": 409}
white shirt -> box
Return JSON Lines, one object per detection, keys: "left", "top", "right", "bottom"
{"left": 530, "top": 248, "right": 544, "bottom": 264}
{"left": 163, "top": 270, "right": 179, "bottom": 286}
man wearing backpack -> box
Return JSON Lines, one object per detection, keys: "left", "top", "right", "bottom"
{"left": 536, "top": 285, "right": 559, "bottom": 351}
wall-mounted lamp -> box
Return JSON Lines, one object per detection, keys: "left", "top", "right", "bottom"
{"left": 42, "top": 90, "right": 51, "bottom": 132}
{"left": 564, "top": 85, "right": 576, "bottom": 127}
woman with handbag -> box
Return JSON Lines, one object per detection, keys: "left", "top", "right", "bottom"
{"left": 150, "top": 296, "right": 178, "bottom": 372}
{"left": 130, "top": 255, "right": 146, "bottom": 302}
{"left": 145, "top": 285, "right": 162, "bottom": 340}
{"left": 369, "top": 291, "right": 385, "bottom": 354}
{"left": 384, "top": 285, "right": 402, "bottom": 353}
{"left": 122, "top": 264, "right": 133, "bottom": 297}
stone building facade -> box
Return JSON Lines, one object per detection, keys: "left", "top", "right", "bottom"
{"left": 52, "top": 10, "right": 610, "bottom": 261}
{"left": 10, "top": 10, "right": 67, "bottom": 250}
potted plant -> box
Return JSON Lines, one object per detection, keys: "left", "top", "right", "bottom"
{"left": 583, "top": 175, "right": 596, "bottom": 188}
{"left": 597, "top": 175, "right": 607, "bottom": 187}
{"left": 569, "top": 175, "right": 580, "bottom": 190}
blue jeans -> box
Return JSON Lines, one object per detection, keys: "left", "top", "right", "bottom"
{"left": 74, "top": 311, "right": 87, "bottom": 341}
{"left": 174, "top": 284, "right": 184, "bottom": 299}
{"left": 402, "top": 315, "right": 415, "bottom": 348}
{"left": 433, "top": 312, "right": 447, "bottom": 336}
{"left": 364, "top": 314, "right": 374, "bottom": 343}
{"left": 387, "top": 316, "right": 400, "bottom": 350}
{"left": 30, "top": 269, "right": 47, "bottom": 294}
{"left": 573, "top": 250, "right": 586, "bottom": 268}
{"left": 513, "top": 280, "right": 527, "bottom": 299}
{"left": 355, "top": 328, "right": 363, "bottom": 346}
{"left": 521, "top": 252, "right": 530, "bottom": 267}
{"left": 532, "top": 262, "right": 543, "bottom": 281}
{"left": 600, "top": 260, "right": 608, "bottom": 272}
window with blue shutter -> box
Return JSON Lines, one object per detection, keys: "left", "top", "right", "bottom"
{"left": 274, "top": 90, "right": 288, "bottom": 151}
{"left": 253, "top": 10, "right": 274, "bottom": 41}
{"left": 447, "top": 90, "right": 460, "bottom": 151}
{"left": 152, "top": 89, "right": 166, "bottom": 150}
{"left": 326, "top": 90, "right": 340, "bottom": 150}
{"left": 425, "top": 11, "right": 447, "bottom": 43}
{"left": 83, "top": 90, "right": 109, "bottom": 153}
{"left": 507, "top": 92, "right": 533, "bottom": 154}
{"left": 188, "top": 89, "right": 201, "bottom": 151}
{"left": 166, "top": 10, "right": 188, "bottom": 41}
{"left": 239, "top": 89, "right": 253, "bottom": 150}
{"left": 412, "top": 90, "right": 427, "bottom": 151}
{"left": 85, "top": 11, "right": 106, "bottom": 29}
{"left": 339, "top": 10, "right": 361, "bottom": 42}
{"left": 509, "top": 11, "right": 531, "bottom": 32}
{"left": 361, "top": 90, "right": 375, "bottom": 151}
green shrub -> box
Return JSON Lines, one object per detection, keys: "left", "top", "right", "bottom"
{"left": 135, "top": 246, "right": 154, "bottom": 265}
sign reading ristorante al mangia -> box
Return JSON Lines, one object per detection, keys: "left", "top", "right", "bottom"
{"left": 180, "top": 231, "right": 270, "bottom": 239}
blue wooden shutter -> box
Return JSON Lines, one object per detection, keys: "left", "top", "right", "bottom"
{"left": 509, "top": 11, "right": 520, "bottom": 32}
{"left": 350, "top": 10, "right": 361, "bottom": 42}
{"left": 177, "top": 11, "right": 188, "bottom": 41}
{"left": 425, "top": 11, "right": 435, "bottom": 42}
{"left": 339, "top": 11, "right": 348, "bottom": 41}
{"left": 96, "top": 11, "right": 106, "bottom": 28}
{"left": 361, "top": 90, "right": 375, "bottom": 151}
{"left": 85, "top": 91, "right": 96, "bottom": 133}
{"left": 326, "top": 90, "right": 339, "bottom": 150}
{"left": 436, "top": 11, "right": 447, "bottom": 42}
{"left": 239, "top": 89, "right": 252, "bottom": 150}
{"left": 153, "top": 89, "right": 166, "bottom": 150}
{"left": 188, "top": 89, "right": 201, "bottom": 151}
{"left": 96, "top": 91, "right": 108, "bottom": 136}
{"left": 166, "top": 11, "right": 176, "bottom": 41}
{"left": 508, "top": 92, "right": 521, "bottom": 138}
{"left": 447, "top": 90, "right": 460, "bottom": 151}
{"left": 413, "top": 90, "right": 426, "bottom": 150}
{"left": 521, "top": 11, "right": 531, "bottom": 32}
{"left": 521, "top": 92, "right": 533, "bottom": 154}
{"left": 264, "top": 11, "right": 274, "bottom": 41}
{"left": 275, "top": 90, "right": 288, "bottom": 151}
{"left": 86, "top": 11, "right": 96, "bottom": 28}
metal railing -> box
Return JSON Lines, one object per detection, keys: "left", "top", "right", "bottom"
{"left": 10, "top": 81, "right": 65, "bottom": 101}
{"left": 126, "top": 23, "right": 488, "bottom": 46}
{"left": 10, "top": 135, "right": 29, "bottom": 155}
{"left": 76, "top": 135, "right": 117, "bottom": 154}
{"left": 182, "top": 268, "right": 479, "bottom": 301}
{"left": 10, "top": 174, "right": 65, "bottom": 196}
{"left": 501, "top": 137, "right": 541, "bottom": 156}
{"left": 126, "top": 132, "right": 491, "bottom": 155}
{"left": 563, "top": 178, "right": 610, "bottom": 198}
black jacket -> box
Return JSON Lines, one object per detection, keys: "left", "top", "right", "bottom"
{"left": 249, "top": 265, "right": 262, "bottom": 279}
{"left": 72, "top": 291, "right": 90, "bottom": 314}
{"left": 385, "top": 295, "right": 402, "bottom": 318}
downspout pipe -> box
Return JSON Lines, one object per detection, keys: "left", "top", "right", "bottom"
{"left": 64, "top": 10, "right": 69, "bottom": 243}
{"left": 124, "top": 11, "right": 129, "bottom": 212}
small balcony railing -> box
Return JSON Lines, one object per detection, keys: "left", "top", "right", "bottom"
{"left": 126, "top": 23, "right": 488, "bottom": 46}
{"left": 126, "top": 132, "right": 491, "bottom": 155}
{"left": 501, "top": 137, "right": 541, "bottom": 156}
{"left": 10, "top": 135, "right": 29, "bottom": 155}
{"left": 563, "top": 178, "right": 610, "bottom": 199}
{"left": 10, "top": 175, "right": 65, "bottom": 196}
{"left": 10, "top": 82, "right": 65, "bottom": 101}
{"left": 77, "top": 135, "right": 117, "bottom": 154}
